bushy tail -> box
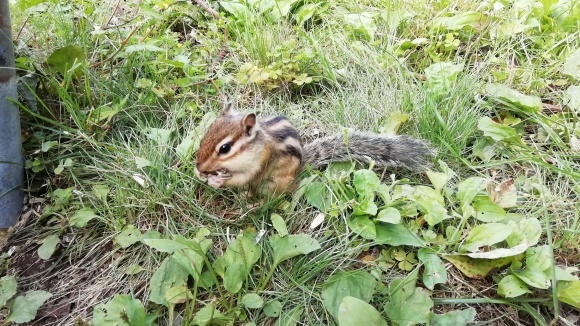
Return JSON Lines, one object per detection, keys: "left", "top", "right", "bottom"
{"left": 303, "top": 132, "right": 434, "bottom": 170}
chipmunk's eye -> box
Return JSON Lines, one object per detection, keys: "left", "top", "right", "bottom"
{"left": 218, "top": 143, "right": 231, "bottom": 155}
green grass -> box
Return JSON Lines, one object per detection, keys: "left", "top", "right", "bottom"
{"left": 3, "top": 0, "right": 580, "bottom": 325}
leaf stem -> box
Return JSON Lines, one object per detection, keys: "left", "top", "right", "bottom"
{"left": 202, "top": 255, "right": 231, "bottom": 310}
{"left": 433, "top": 297, "right": 552, "bottom": 304}
{"left": 260, "top": 262, "right": 279, "bottom": 291}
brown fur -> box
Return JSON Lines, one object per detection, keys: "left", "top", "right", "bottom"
{"left": 195, "top": 106, "right": 432, "bottom": 197}
{"left": 196, "top": 117, "right": 245, "bottom": 174}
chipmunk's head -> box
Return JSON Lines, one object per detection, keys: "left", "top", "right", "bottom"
{"left": 195, "top": 103, "right": 264, "bottom": 188}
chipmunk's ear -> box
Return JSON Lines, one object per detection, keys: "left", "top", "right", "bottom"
{"left": 220, "top": 101, "right": 235, "bottom": 116}
{"left": 242, "top": 113, "right": 256, "bottom": 135}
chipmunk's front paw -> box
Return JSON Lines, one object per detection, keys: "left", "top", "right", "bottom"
{"left": 207, "top": 174, "right": 224, "bottom": 188}
{"left": 196, "top": 167, "right": 231, "bottom": 188}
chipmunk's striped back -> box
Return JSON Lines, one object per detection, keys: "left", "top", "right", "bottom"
{"left": 261, "top": 116, "right": 303, "bottom": 162}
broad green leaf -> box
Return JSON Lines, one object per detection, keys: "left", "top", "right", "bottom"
{"left": 148, "top": 257, "right": 189, "bottom": 306}
{"left": 264, "top": 300, "right": 282, "bottom": 317}
{"left": 438, "top": 160, "right": 456, "bottom": 182}
{"left": 385, "top": 270, "right": 433, "bottom": 326}
{"left": 443, "top": 255, "right": 518, "bottom": 278}
{"left": 429, "top": 308, "right": 477, "bottom": 326}
{"left": 141, "top": 230, "right": 162, "bottom": 241}
{"left": 142, "top": 239, "right": 188, "bottom": 253}
{"left": 418, "top": 248, "right": 447, "bottom": 290}
{"left": 114, "top": 225, "right": 142, "bottom": 248}
{"left": 125, "top": 264, "right": 145, "bottom": 275}
{"left": 295, "top": 3, "right": 319, "bottom": 26}
{"left": 175, "top": 134, "right": 195, "bottom": 159}
{"left": 321, "top": 270, "right": 377, "bottom": 321}
{"left": 52, "top": 187, "right": 73, "bottom": 207}
{"left": 431, "top": 11, "right": 482, "bottom": 30}
{"left": 457, "top": 177, "right": 488, "bottom": 207}
{"left": 562, "top": 48, "right": 580, "bottom": 80}
{"left": 90, "top": 105, "right": 119, "bottom": 124}
{"left": 270, "top": 234, "right": 321, "bottom": 266}
{"left": 353, "top": 197, "right": 378, "bottom": 216}
{"left": 426, "top": 170, "right": 448, "bottom": 193}
{"left": 382, "top": 111, "right": 410, "bottom": 135}
{"left": 46, "top": 45, "right": 86, "bottom": 75}
{"left": 264, "top": 0, "right": 300, "bottom": 20}
{"left": 375, "top": 223, "right": 426, "bottom": 247}
{"left": 37, "top": 234, "right": 59, "bottom": 260}
{"left": 478, "top": 117, "right": 521, "bottom": 143}
{"left": 53, "top": 164, "right": 65, "bottom": 175}
{"left": 271, "top": 213, "right": 288, "bottom": 237}
{"left": 392, "top": 184, "right": 414, "bottom": 200}
{"left": 92, "top": 184, "right": 109, "bottom": 203}
{"left": 424, "top": 62, "right": 464, "bottom": 96}
{"left": 222, "top": 231, "right": 261, "bottom": 294}
{"left": 497, "top": 275, "right": 531, "bottom": 298}
{"left": 526, "top": 246, "right": 552, "bottom": 271}
{"left": 241, "top": 293, "right": 264, "bottom": 309}
{"left": 398, "top": 259, "right": 414, "bottom": 271}
{"left": 557, "top": 281, "right": 580, "bottom": 308}
{"left": 490, "top": 17, "right": 540, "bottom": 39}
{"left": 127, "top": 299, "right": 154, "bottom": 326}
{"left": 381, "top": 9, "right": 410, "bottom": 31}
{"left": 93, "top": 295, "right": 151, "bottom": 326}
{"left": 171, "top": 235, "right": 212, "bottom": 279}
{"left": 337, "top": 296, "right": 388, "bottom": 326}
{"left": 70, "top": 208, "right": 99, "bottom": 227}
{"left": 41, "top": 141, "right": 58, "bottom": 152}
{"left": 462, "top": 223, "right": 512, "bottom": 253}
{"left": 178, "top": 112, "right": 216, "bottom": 158}
{"left": 191, "top": 303, "right": 231, "bottom": 326}
{"left": 17, "top": 0, "right": 54, "bottom": 10}
{"left": 473, "top": 198, "right": 507, "bottom": 222}
{"left": 219, "top": 1, "right": 254, "bottom": 21}
{"left": 551, "top": 266, "right": 579, "bottom": 282}
{"left": 376, "top": 207, "right": 401, "bottom": 224}
{"left": 348, "top": 215, "right": 377, "bottom": 239}
{"left": 6, "top": 291, "right": 53, "bottom": 323}
{"left": 485, "top": 83, "right": 542, "bottom": 113}
{"left": 344, "top": 13, "right": 377, "bottom": 40}
{"left": 199, "top": 271, "right": 215, "bottom": 289}
{"left": 304, "top": 181, "right": 332, "bottom": 212}
{"left": 0, "top": 275, "right": 17, "bottom": 307}
{"left": 565, "top": 85, "right": 580, "bottom": 113}
{"left": 506, "top": 218, "right": 542, "bottom": 247}
{"left": 145, "top": 128, "right": 172, "bottom": 147}
{"left": 353, "top": 169, "right": 380, "bottom": 199}
{"left": 275, "top": 305, "right": 303, "bottom": 326}
{"left": 410, "top": 186, "right": 450, "bottom": 225}
{"left": 135, "top": 157, "right": 152, "bottom": 168}
{"left": 165, "top": 283, "right": 192, "bottom": 304}
{"left": 514, "top": 269, "right": 551, "bottom": 289}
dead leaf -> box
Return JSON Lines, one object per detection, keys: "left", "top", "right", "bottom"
{"left": 488, "top": 179, "right": 517, "bottom": 208}
{"left": 310, "top": 212, "right": 325, "bottom": 229}
{"left": 542, "top": 103, "right": 563, "bottom": 114}
{"left": 360, "top": 255, "right": 377, "bottom": 263}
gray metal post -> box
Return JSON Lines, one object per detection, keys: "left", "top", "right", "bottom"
{"left": 0, "top": 2, "right": 23, "bottom": 227}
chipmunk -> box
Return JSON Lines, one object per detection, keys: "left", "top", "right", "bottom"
{"left": 195, "top": 103, "right": 432, "bottom": 196}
